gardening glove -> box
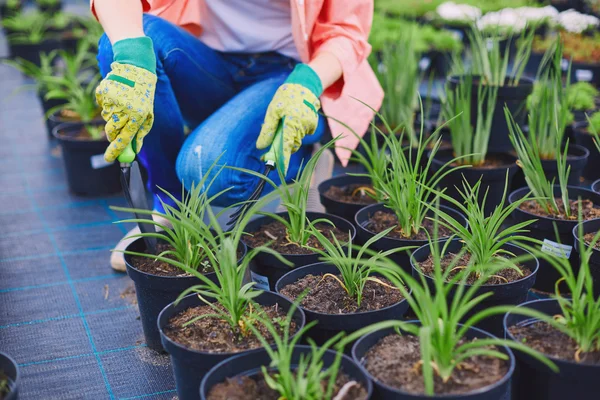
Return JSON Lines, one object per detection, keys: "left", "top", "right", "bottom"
{"left": 95, "top": 37, "right": 157, "bottom": 163}
{"left": 257, "top": 63, "right": 323, "bottom": 174}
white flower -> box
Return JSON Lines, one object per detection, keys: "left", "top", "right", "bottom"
{"left": 477, "top": 9, "right": 527, "bottom": 33}
{"left": 437, "top": 1, "right": 481, "bottom": 22}
{"left": 556, "top": 9, "right": 600, "bottom": 33}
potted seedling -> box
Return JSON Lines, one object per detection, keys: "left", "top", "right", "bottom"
{"left": 114, "top": 163, "right": 247, "bottom": 351}
{"left": 0, "top": 0, "right": 22, "bottom": 18}
{"left": 411, "top": 176, "right": 540, "bottom": 336}
{"left": 239, "top": 138, "right": 356, "bottom": 291}
{"left": 61, "top": 16, "right": 104, "bottom": 53}
{"left": 2, "top": 11, "right": 59, "bottom": 66}
{"left": 0, "top": 352, "right": 18, "bottom": 400}
{"left": 504, "top": 224, "right": 600, "bottom": 400}
{"left": 355, "top": 111, "right": 468, "bottom": 272}
{"left": 341, "top": 231, "right": 557, "bottom": 399}
{"left": 35, "top": 0, "right": 62, "bottom": 14}
{"left": 574, "top": 111, "right": 600, "bottom": 180}
{"left": 276, "top": 225, "right": 410, "bottom": 346}
{"left": 447, "top": 26, "right": 535, "bottom": 152}
{"left": 200, "top": 306, "right": 371, "bottom": 400}
{"left": 157, "top": 203, "right": 305, "bottom": 400}
{"left": 506, "top": 106, "right": 600, "bottom": 292}
{"left": 566, "top": 82, "right": 599, "bottom": 123}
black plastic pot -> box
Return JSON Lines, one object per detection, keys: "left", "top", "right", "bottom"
{"left": 159, "top": 291, "right": 306, "bottom": 400}
{"left": 569, "top": 59, "right": 600, "bottom": 87}
{"left": 38, "top": 91, "right": 68, "bottom": 139}
{"left": 53, "top": 122, "right": 122, "bottom": 196}
{"left": 411, "top": 238, "right": 538, "bottom": 337}
{"left": 504, "top": 299, "right": 600, "bottom": 400}
{"left": 592, "top": 179, "right": 600, "bottom": 194}
{"left": 243, "top": 212, "right": 356, "bottom": 291}
{"left": 430, "top": 149, "right": 518, "bottom": 216}
{"left": 0, "top": 2, "right": 22, "bottom": 18}
{"left": 352, "top": 322, "right": 515, "bottom": 399}
{"left": 48, "top": 110, "right": 103, "bottom": 142}
{"left": 200, "top": 344, "right": 372, "bottom": 400}
{"left": 509, "top": 185, "right": 600, "bottom": 292}
{"left": 447, "top": 75, "right": 534, "bottom": 152}
{"left": 572, "top": 219, "right": 600, "bottom": 297}
{"left": 38, "top": 2, "right": 63, "bottom": 14}
{"left": 355, "top": 203, "right": 467, "bottom": 273}
{"left": 9, "top": 40, "right": 60, "bottom": 66}
{"left": 124, "top": 237, "right": 246, "bottom": 352}
{"left": 318, "top": 175, "right": 375, "bottom": 226}
{"left": 275, "top": 262, "right": 409, "bottom": 346}
{"left": 0, "top": 352, "right": 19, "bottom": 400}
{"left": 573, "top": 122, "right": 600, "bottom": 181}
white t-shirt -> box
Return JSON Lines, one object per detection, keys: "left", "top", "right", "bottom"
{"left": 200, "top": 0, "right": 300, "bottom": 60}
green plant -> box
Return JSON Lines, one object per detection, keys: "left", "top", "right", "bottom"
{"left": 442, "top": 73, "right": 498, "bottom": 166}
{"left": 71, "top": 16, "right": 104, "bottom": 49}
{"left": 5, "top": 0, "right": 21, "bottom": 9}
{"left": 425, "top": 175, "right": 539, "bottom": 280}
{"left": 232, "top": 137, "right": 339, "bottom": 246}
{"left": 36, "top": 0, "right": 60, "bottom": 7}
{"left": 3, "top": 50, "right": 57, "bottom": 92}
{"left": 467, "top": 25, "right": 535, "bottom": 87}
{"left": 585, "top": 112, "right": 600, "bottom": 154}
{"left": 339, "top": 223, "right": 557, "bottom": 396}
{"left": 3, "top": 12, "right": 54, "bottom": 44}
{"left": 566, "top": 82, "right": 599, "bottom": 111}
{"left": 506, "top": 106, "right": 571, "bottom": 217}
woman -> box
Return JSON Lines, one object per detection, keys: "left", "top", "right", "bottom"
{"left": 91, "top": 0, "right": 383, "bottom": 270}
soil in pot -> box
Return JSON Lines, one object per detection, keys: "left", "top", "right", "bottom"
{"left": 279, "top": 273, "right": 402, "bottom": 314}
{"left": 163, "top": 303, "right": 297, "bottom": 353}
{"left": 363, "top": 333, "right": 508, "bottom": 395}
{"left": 584, "top": 231, "right": 600, "bottom": 248}
{"left": 366, "top": 210, "right": 452, "bottom": 240}
{"left": 207, "top": 371, "right": 368, "bottom": 400}
{"left": 518, "top": 198, "right": 600, "bottom": 220}
{"left": 509, "top": 322, "right": 600, "bottom": 364}
{"left": 324, "top": 184, "right": 377, "bottom": 206}
{"left": 244, "top": 221, "right": 350, "bottom": 255}
{"left": 419, "top": 252, "right": 532, "bottom": 285}
{"left": 0, "top": 370, "right": 10, "bottom": 400}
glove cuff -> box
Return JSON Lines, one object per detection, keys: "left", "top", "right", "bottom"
{"left": 112, "top": 37, "right": 157, "bottom": 74}
{"left": 285, "top": 63, "right": 323, "bottom": 98}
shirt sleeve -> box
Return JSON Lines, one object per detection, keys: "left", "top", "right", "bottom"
{"left": 311, "top": 0, "right": 373, "bottom": 97}
{"left": 90, "top": 0, "right": 151, "bottom": 20}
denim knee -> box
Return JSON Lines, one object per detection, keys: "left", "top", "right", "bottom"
{"left": 96, "top": 33, "right": 113, "bottom": 77}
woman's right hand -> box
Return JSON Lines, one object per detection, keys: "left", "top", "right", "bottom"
{"left": 95, "top": 37, "right": 157, "bottom": 163}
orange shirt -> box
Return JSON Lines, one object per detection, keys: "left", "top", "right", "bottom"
{"left": 91, "top": 0, "right": 383, "bottom": 164}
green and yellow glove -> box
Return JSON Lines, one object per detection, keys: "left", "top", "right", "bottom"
{"left": 256, "top": 63, "right": 323, "bottom": 174}
{"left": 95, "top": 37, "right": 157, "bottom": 163}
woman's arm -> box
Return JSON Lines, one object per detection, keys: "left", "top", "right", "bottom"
{"left": 94, "top": 0, "right": 145, "bottom": 44}
{"left": 308, "top": 52, "right": 343, "bottom": 91}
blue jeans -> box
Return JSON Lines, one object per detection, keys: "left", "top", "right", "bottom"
{"left": 97, "top": 14, "right": 326, "bottom": 209}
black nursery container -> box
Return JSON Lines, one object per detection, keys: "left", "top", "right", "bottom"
{"left": 318, "top": 175, "right": 375, "bottom": 226}
{"left": 0, "top": 2, "right": 22, "bottom": 18}
{"left": 38, "top": 92, "right": 67, "bottom": 139}
{"left": 447, "top": 75, "right": 534, "bottom": 152}
{"left": 509, "top": 185, "right": 600, "bottom": 292}
{"left": 430, "top": 149, "right": 518, "bottom": 216}
{"left": 352, "top": 323, "right": 515, "bottom": 400}
{"left": 0, "top": 352, "right": 19, "bottom": 400}
{"left": 593, "top": 179, "right": 600, "bottom": 194}
{"left": 53, "top": 122, "right": 122, "bottom": 196}
{"left": 573, "top": 122, "right": 600, "bottom": 181}
{"left": 159, "top": 291, "right": 306, "bottom": 400}
{"left": 124, "top": 237, "right": 246, "bottom": 352}
{"left": 275, "top": 262, "right": 409, "bottom": 346}
{"left": 411, "top": 238, "right": 538, "bottom": 337}
{"left": 9, "top": 40, "right": 59, "bottom": 67}
{"left": 569, "top": 59, "right": 600, "bottom": 87}
{"left": 200, "top": 344, "right": 372, "bottom": 400}
{"left": 355, "top": 203, "right": 467, "bottom": 273}
{"left": 243, "top": 212, "right": 356, "bottom": 291}
{"left": 504, "top": 299, "right": 600, "bottom": 400}
{"left": 572, "top": 219, "right": 600, "bottom": 297}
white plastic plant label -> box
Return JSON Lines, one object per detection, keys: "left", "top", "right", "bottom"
{"left": 575, "top": 69, "right": 593, "bottom": 82}
{"left": 250, "top": 271, "right": 270, "bottom": 290}
{"left": 541, "top": 239, "right": 573, "bottom": 259}
{"left": 561, "top": 58, "right": 569, "bottom": 71}
{"left": 448, "top": 29, "right": 463, "bottom": 41}
{"left": 419, "top": 57, "right": 431, "bottom": 71}
{"left": 90, "top": 154, "right": 114, "bottom": 169}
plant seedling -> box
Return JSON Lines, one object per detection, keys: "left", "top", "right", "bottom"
{"left": 566, "top": 82, "right": 598, "bottom": 112}
{"left": 3, "top": 50, "right": 57, "bottom": 93}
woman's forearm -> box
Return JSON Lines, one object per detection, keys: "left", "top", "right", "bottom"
{"left": 95, "top": 0, "right": 145, "bottom": 44}
{"left": 308, "top": 52, "right": 343, "bottom": 91}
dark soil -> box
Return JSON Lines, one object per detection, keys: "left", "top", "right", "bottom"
{"left": 509, "top": 321, "right": 600, "bottom": 364}
{"left": 324, "top": 183, "right": 378, "bottom": 205}
{"left": 452, "top": 153, "right": 516, "bottom": 169}
{"left": 583, "top": 231, "right": 600, "bottom": 250}
{"left": 207, "top": 370, "right": 368, "bottom": 400}
{"left": 519, "top": 198, "right": 600, "bottom": 220}
{"left": 130, "top": 243, "right": 211, "bottom": 277}
{"left": 366, "top": 210, "right": 452, "bottom": 240}
{"left": 245, "top": 221, "right": 350, "bottom": 255}
{"left": 363, "top": 333, "right": 509, "bottom": 395}
{"left": 57, "top": 125, "right": 106, "bottom": 141}
{"left": 280, "top": 273, "right": 403, "bottom": 314}
{"left": 163, "top": 303, "right": 295, "bottom": 353}
{"left": 419, "top": 252, "right": 532, "bottom": 285}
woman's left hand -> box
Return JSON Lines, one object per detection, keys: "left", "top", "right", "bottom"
{"left": 256, "top": 64, "right": 323, "bottom": 174}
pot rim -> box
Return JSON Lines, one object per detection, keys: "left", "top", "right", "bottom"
{"left": 52, "top": 121, "right": 107, "bottom": 143}
{"left": 503, "top": 298, "right": 600, "bottom": 369}
{"left": 430, "top": 149, "right": 518, "bottom": 170}
{"left": 410, "top": 238, "right": 540, "bottom": 289}
{"left": 157, "top": 292, "right": 306, "bottom": 358}
{"left": 0, "top": 351, "right": 19, "bottom": 395}
{"left": 509, "top": 185, "right": 598, "bottom": 223}
{"left": 275, "top": 261, "right": 409, "bottom": 317}
{"left": 572, "top": 219, "right": 600, "bottom": 254}
{"left": 592, "top": 179, "right": 600, "bottom": 194}
{"left": 355, "top": 203, "right": 467, "bottom": 242}
{"left": 242, "top": 211, "right": 356, "bottom": 256}
{"left": 351, "top": 321, "right": 516, "bottom": 398}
